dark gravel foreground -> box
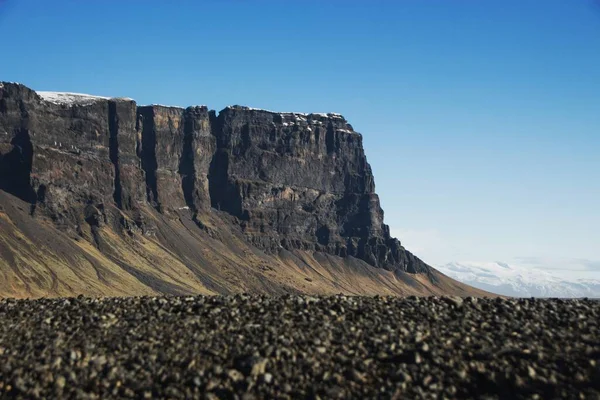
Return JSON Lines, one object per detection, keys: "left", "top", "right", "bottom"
{"left": 0, "top": 296, "right": 598, "bottom": 400}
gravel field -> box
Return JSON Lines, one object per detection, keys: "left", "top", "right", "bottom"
{"left": 0, "top": 295, "right": 598, "bottom": 399}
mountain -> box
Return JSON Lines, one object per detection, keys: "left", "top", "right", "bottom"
{"left": 437, "top": 261, "right": 600, "bottom": 298}
{"left": 0, "top": 81, "right": 489, "bottom": 298}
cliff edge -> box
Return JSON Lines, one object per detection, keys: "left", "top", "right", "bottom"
{"left": 0, "top": 82, "right": 487, "bottom": 298}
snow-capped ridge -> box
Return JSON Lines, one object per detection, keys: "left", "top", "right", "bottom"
{"left": 225, "top": 105, "right": 345, "bottom": 120}
{"left": 37, "top": 91, "right": 134, "bottom": 106}
{"left": 140, "top": 104, "right": 185, "bottom": 109}
{"left": 0, "top": 81, "right": 24, "bottom": 88}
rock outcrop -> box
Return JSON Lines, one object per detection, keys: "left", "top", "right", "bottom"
{"left": 210, "top": 106, "right": 427, "bottom": 273}
{"left": 0, "top": 81, "right": 463, "bottom": 298}
{"left": 136, "top": 105, "right": 215, "bottom": 215}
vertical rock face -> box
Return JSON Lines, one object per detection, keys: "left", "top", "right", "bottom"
{"left": 210, "top": 106, "right": 428, "bottom": 273}
{"left": 109, "top": 99, "right": 145, "bottom": 212}
{"left": 0, "top": 82, "right": 429, "bottom": 276}
{"left": 0, "top": 84, "right": 38, "bottom": 204}
{"left": 180, "top": 106, "right": 216, "bottom": 213}
{"left": 137, "top": 105, "right": 216, "bottom": 214}
{"left": 0, "top": 84, "right": 118, "bottom": 237}
{"left": 137, "top": 105, "right": 186, "bottom": 211}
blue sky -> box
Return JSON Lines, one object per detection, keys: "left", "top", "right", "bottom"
{"left": 1, "top": 0, "right": 599, "bottom": 272}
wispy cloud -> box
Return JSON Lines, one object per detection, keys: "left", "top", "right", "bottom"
{"left": 390, "top": 226, "right": 600, "bottom": 281}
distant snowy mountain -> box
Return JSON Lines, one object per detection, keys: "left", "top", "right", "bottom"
{"left": 436, "top": 261, "right": 600, "bottom": 298}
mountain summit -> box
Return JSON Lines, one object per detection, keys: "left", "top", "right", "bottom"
{"left": 0, "top": 82, "right": 486, "bottom": 298}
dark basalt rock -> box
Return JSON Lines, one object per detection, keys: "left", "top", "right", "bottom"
{"left": 2, "top": 296, "right": 598, "bottom": 399}
{"left": 210, "top": 106, "right": 428, "bottom": 273}
{"left": 0, "top": 83, "right": 429, "bottom": 275}
{"left": 136, "top": 105, "right": 215, "bottom": 215}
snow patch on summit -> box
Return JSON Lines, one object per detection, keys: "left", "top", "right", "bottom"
{"left": 226, "top": 106, "right": 345, "bottom": 120}
{"left": 37, "top": 91, "right": 110, "bottom": 105}
{"left": 37, "top": 91, "right": 134, "bottom": 106}
{"left": 142, "top": 104, "right": 185, "bottom": 109}
{"left": 0, "top": 81, "right": 24, "bottom": 89}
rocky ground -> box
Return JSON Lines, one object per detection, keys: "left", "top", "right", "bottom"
{"left": 0, "top": 295, "right": 598, "bottom": 399}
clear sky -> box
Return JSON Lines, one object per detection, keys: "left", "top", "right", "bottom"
{"left": 1, "top": 0, "right": 599, "bottom": 272}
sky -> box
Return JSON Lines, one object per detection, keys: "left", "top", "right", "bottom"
{"left": 0, "top": 0, "right": 599, "bottom": 275}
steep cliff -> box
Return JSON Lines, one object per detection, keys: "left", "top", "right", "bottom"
{"left": 211, "top": 106, "right": 428, "bottom": 273}
{"left": 136, "top": 105, "right": 215, "bottom": 214}
{"left": 0, "top": 82, "right": 486, "bottom": 298}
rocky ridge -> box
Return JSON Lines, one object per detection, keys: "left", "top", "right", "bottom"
{"left": 0, "top": 82, "right": 468, "bottom": 298}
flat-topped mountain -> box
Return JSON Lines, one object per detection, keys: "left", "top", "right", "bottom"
{"left": 0, "top": 82, "right": 487, "bottom": 298}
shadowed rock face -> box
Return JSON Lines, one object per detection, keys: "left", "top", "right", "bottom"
{"left": 0, "top": 82, "right": 429, "bottom": 288}
{"left": 0, "top": 84, "right": 118, "bottom": 237}
{"left": 136, "top": 105, "right": 215, "bottom": 214}
{"left": 210, "top": 106, "right": 428, "bottom": 273}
